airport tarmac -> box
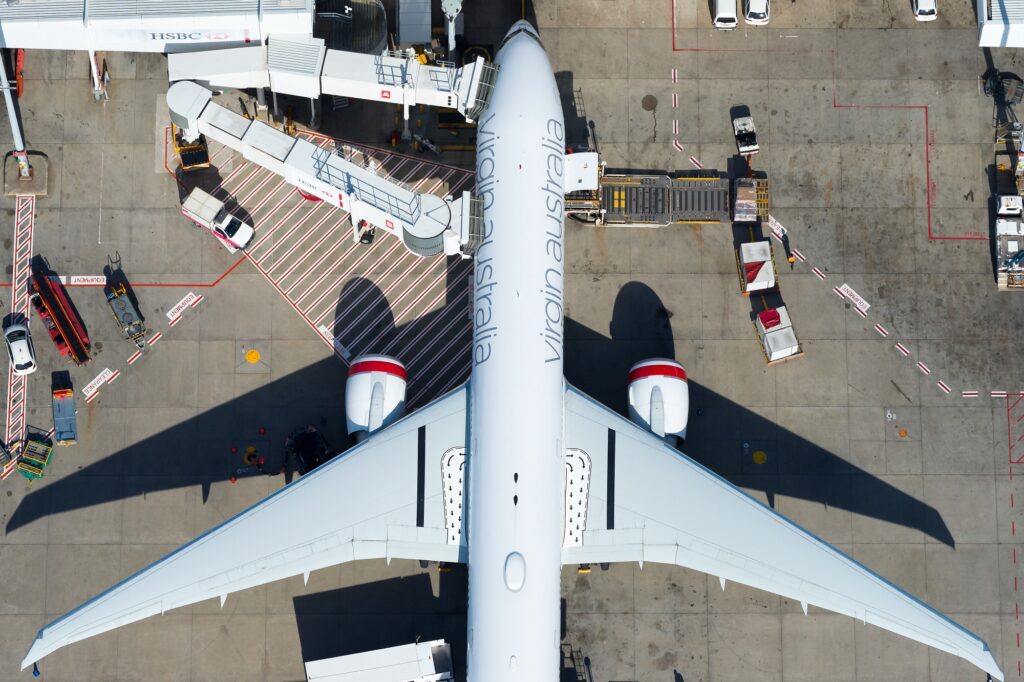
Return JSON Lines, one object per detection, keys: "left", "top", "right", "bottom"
{"left": 0, "top": 0, "right": 1023, "bottom": 680}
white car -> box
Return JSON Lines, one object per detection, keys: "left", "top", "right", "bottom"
{"left": 4, "top": 323, "right": 37, "bottom": 376}
{"left": 212, "top": 215, "right": 255, "bottom": 253}
{"left": 744, "top": 0, "right": 770, "bottom": 25}
{"left": 912, "top": 0, "right": 936, "bottom": 21}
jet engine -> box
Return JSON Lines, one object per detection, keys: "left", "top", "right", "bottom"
{"left": 345, "top": 354, "right": 407, "bottom": 442}
{"left": 627, "top": 358, "right": 689, "bottom": 446}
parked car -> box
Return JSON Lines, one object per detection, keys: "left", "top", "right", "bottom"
{"left": 912, "top": 0, "right": 937, "bottom": 21}
{"left": 4, "top": 323, "right": 37, "bottom": 376}
{"left": 713, "top": 0, "right": 738, "bottom": 29}
{"left": 744, "top": 0, "right": 770, "bottom": 25}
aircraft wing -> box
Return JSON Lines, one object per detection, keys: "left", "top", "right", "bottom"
{"left": 23, "top": 384, "right": 470, "bottom": 670}
{"left": 561, "top": 384, "right": 1003, "bottom": 681}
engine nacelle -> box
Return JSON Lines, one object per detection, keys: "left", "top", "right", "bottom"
{"left": 345, "top": 355, "right": 407, "bottom": 441}
{"left": 627, "top": 358, "right": 689, "bottom": 445}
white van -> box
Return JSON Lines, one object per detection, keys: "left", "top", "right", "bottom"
{"left": 713, "top": 0, "right": 738, "bottom": 29}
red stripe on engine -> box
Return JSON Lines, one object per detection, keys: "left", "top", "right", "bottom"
{"left": 349, "top": 359, "right": 407, "bottom": 380}
{"left": 628, "top": 363, "right": 687, "bottom": 383}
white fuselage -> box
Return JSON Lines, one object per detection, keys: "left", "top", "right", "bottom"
{"left": 466, "top": 22, "right": 567, "bottom": 682}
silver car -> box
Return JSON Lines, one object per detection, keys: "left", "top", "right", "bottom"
{"left": 4, "top": 323, "right": 37, "bottom": 376}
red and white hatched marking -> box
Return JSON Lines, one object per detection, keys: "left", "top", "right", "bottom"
{"left": 874, "top": 323, "right": 889, "bottom": 337}
{"left": 5, "top": 195, "right": 35, "bottom": 445}
{"left": 937, "top": 380, "right": 951, "bottom": 394}
{"left": 217, "top": 134, "right": 476, "bottom": 407}
{"left": 812, "top": 267, "right": 826, "bottom": 281}
{"left": 962, "top": 390, "right": 979, "bottom": 398}
{"left": 688, "top": 156, "right": 702, "bottom": 169}
{"left": 916, "top": 361, "right": 930, "bottom": 376}
{"left": 895, "top": 342, "right": 910, "bottom": 357}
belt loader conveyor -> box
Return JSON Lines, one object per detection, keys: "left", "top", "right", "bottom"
{"left": 565, "top": 170, "right": 730, "bottom": 226}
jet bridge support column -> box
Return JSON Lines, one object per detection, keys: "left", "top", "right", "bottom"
{"left": 0, "top": 51, "right": 30, "bottom": 179}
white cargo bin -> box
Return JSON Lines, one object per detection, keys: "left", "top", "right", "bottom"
{"left": 755, "top": 306, "right": 803, "bottom": 364}
{"left": 738, "top": 240, "right": 776, "bottom": 293}
{"left": 305, "top": 640, "right": 453, "bottom": 682}
{"left": 999, "top": 195, "right": 1024, "bottom": 217}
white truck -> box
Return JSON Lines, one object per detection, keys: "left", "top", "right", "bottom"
{"left": 181, "top": 187, "right": 255, "bottom": 253}
{"left": 732, "top": 115, "right": 760, "bottom": 155}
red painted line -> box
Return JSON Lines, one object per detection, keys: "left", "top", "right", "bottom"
{"left": 250, "top": 201, "right": 305, "bottom": 253}
{"left": 277, "top": 223, "right": 346, "bottom": 287}
{"left": 832, "top": 286, "right": 845, "bottom": 299}
{"left": 240, "top": 168, "right": 282, "bottom": 205}
{"left": 169, "top": 315, "right": 182, "bottom": 327}
{"left": 1018, "top": 411, "right": 1024, "bottom": 423}
{"left": 378, "top": 270, "right": 471, "bottom": 356}
{"left": 1013, "top": 493, "right": 1016, "bottom": 508}
{"left": 106, "top": 370, "right": 120, "bottom": 384}
{"left": 672, "top": 93, "right": 677, "bottom": 109}
{"left": 791, "top": 248, "right": 806, "bottom": 262}
{"left": 812, "top": 267, "right": 826, "bottom": 280}
{"left": 895, "top": 343, "right": 910, "bottom": 357}
{"left": 995, "top": 391, "right": 1011, "bottom": 398}
{"left": 300, "top": 239, "right": 403, "bottom": 313}
{"left": 407, "top": 317, "right": 473, "bottom": 404}
{"left": 671, "top": 67, "right": 677, "bottom": 82}
{"left": 229, "top": 165, "right": 265, "bottom": 197}
{"left": 127, "top": 350, "right": 142, "bottom": 365}
{"left": 688, "top": 156, "right": 702, "bottom": 169}
{"left": 191, "top": 294, "right": 204, "bottom": 307}
{"left": 313, "top": 243, "right": 416, "bottom": 325}
{"left": 333, "top": 258, "right": 441, "bottom": 343}
{"left": 148, "top": 332, "right": 163, "bottom": 346}
{"left": 1015, "top": 548, "right": 1019, "bottom": 564}
{"left": 253, "top": 202, "right": 325, "bottom": 264}
{"left": 853, "top": 307, "right": 867, "bottom": 318}
{"left": 85, "top": 391, "right": 99, "bottom": 403}
{"left": 962, "top": 390, "right": 979, "bottom": 397}
{"left": 282, "top": 233, "right": 352, "bottom": 296}
{"left": 916, "top": 361, "right": 930, "bottom": 376}
{"left": 937, "top": 381, "right": 951, "bottom": 394}
{"left": 321, "top": 249, "right": 418, "bottom": 328}
{"left": 1016, "top": 575, "right": 1019, "bottom": 592}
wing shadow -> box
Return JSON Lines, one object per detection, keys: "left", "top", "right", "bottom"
{"left": 7, "top": 280, "right": 954, "bottom": 548}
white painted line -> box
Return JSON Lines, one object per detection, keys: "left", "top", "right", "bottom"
{"left": 937, "top": 381, "right": 951, "bottom": 394}
{"left": 191, "top": 294, "right": 204, "bottom": 308}
{"left": 812, "top": 267, "right": 826, "bottom": 280}
{"left": 792, "top": 248, "right": 806, "bottom": 262}
{"left": 916, "top": 361, "right": 931, "bottom": 376}
{"left": 672, "top": 120, "right": 678, "bottom": 135}
{"left": 673, "top": 140, "right": 685, "bottom": 152}
{"left": 688, "top": 156, "right": 702, "bottom": 169}
{"left": 962, "top": 390, "right": 980, "bottom": 398}
{"left": 169, "top": 315, "right": 182, "bottom": 327}
{"left": 106, "top": 369, "right": 120, "bottom": 384}
{"left": 832, "top": 286, "right": 846, "bottom": 300}
{"left": 672, "top": 68, "right": 677, "bottom": 83}
{"left": 167, "top": 291, "right": 198, "bottom": 320}
{"left": 672, "top": 93, "right": 677, "bottom": 109}
{"left": 148, "top": 331, "right": 163, "bottom": 346}
{"left": 85, "top": 391, "right": 99, "bottom": 403}
{"left": 895, "top": 342, "right": 910, "bottom": 357}
{"left": 992, "top": 390, "right": 1009, "bottom": 398}
{"left": 83, "top": 368, "right": 114, "bottom": 397}
{"left": 127, "top": 350, "right": 142, "bottom": 365}
{"left": 874, "top": 323, "right": 889, "bottom": 337}
{"left": 854, "top": 307, "right": 867, "bottom": 318}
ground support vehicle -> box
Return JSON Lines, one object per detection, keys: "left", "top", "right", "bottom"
{"left": 285, "top": 426, "right": 332, "bottom": 475}
{"left": 732, "top": 115, "right": 760, "bottom": 155}
{"left": 172, "top": 124, "right": 210, "bottom": 171}
{"left": 51, "top": 388, "right": 78, "bottom": 446}
{"left": 104, "top": 283, "right": 146, "bottom": 350}
{"left": 17, "top": 434, "right": 54, "bottom": 481}
{"left": 565, "top": 169, "right": 730, "bottom": 226}
{"left": 29, "top": 263, "right": 91, "bottom": 365}
{"left": 181, "top": 187, "right": 255, "bottom": 253}
{"left": 732, "top": 177, "right": 769, "bottom": 223}
{"left": 754, "top": 305, "right": 803, "bottom": 364}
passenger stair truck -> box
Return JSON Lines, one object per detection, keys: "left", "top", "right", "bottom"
{"left": 304, "top": 640, "right": 453, "bottom": 682}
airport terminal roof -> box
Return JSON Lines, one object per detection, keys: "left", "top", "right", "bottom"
{"left": 0, "top": 0, "right": 311, "bottom": 22}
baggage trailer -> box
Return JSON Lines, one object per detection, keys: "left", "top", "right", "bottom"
{"left": 105, "top": 283, "right": 146, "bottom": 350}
{"left": 304, "top": 640, "right": 453, "bottom": 682}
{"left": 736, "top": 240, "right": 778, "bottom": 294}
{"left": 754, "top": 306, "right": 804, "bottom": 365}
{"left": 29, "top": 262, "right": 91, "bottom": 365}
{"left": 17, "top": 435, "right": 54, "bottom": 481}
{"left": 732, "top": 177, "right": 769, "bottom": 223}
{"left": 51, "top": 388, "right": 78, "bottom": 445}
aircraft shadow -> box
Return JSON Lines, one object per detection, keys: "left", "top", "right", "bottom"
{"left": 7, "top": 281, "right": 954, "bottom": 549}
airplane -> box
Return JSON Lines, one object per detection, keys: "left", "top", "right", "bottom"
{"left": 22, "top": 20, "right": 1005, "bottom": 682}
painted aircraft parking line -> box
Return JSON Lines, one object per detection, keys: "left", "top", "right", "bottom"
{"left": 21, "top": 21, "right": 1004, "bottom": 682}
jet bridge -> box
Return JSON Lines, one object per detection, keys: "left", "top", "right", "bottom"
{"left": 167, "top": 80, "right": 484, "bottom": 258}
{"left": 167, "top": 36, "right": 498, "bottom": 126}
